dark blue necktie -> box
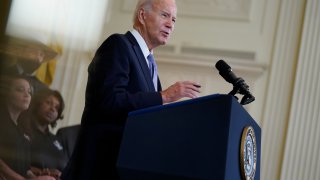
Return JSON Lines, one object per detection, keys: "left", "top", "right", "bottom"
{"left": 147, "top": 54, "right": 158, "bottom": 91}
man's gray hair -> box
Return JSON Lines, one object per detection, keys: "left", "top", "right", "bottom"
{"left": 133, "top": 0, "right": 154, "bottom": 23}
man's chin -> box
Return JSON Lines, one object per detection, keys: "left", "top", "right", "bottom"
{"left": 160, "top": 39, "right": 169, "bottom": 45}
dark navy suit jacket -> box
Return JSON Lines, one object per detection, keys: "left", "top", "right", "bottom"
{"left": 62, "top": 32, "right": 163, "bottom": 179}
{"left": 81, "top": 31, "right": 162, "bottom": 126}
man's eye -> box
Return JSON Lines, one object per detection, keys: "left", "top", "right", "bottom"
{"left": 161, "top": 12, "right": 170, "bottom": 18}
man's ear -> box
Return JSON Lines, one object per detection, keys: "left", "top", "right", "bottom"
{"left": 138, "top": 8, "right": 146, "bottom": 24}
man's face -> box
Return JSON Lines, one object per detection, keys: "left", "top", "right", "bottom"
{"left": 142, "top": 0, "right": 177, "bottom": 50}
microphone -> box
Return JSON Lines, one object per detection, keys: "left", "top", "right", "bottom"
{"left": 215, "top": 60, "right": 255, "bottom": 105}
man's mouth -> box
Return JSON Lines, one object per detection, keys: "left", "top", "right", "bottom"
{"left": 161, "top": 31, "right": 170, "bottom": 37}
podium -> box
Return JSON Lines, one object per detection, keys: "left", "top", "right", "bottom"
{"left": 117, "top": 94, "right": 261, "bottom": 180}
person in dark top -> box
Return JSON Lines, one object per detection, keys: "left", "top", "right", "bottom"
{"left": 56, "top": 124, "right": 81, "bottom": 159}
{"left": 22, "top": 89, "right": 68, "bottom": 179}
{"left": 0, "top": 75, "right": 55, "bottom": 180}
{"left": 0, "top": 75, "right": 32, "bottom": 178}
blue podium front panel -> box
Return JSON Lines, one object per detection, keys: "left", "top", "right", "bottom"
{"left": 117, "top": 94, "right": 261, "bottom": 180}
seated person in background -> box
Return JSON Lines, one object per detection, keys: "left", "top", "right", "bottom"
{"left": 21, "top": 89, "right": 68, "bottom": 179}
{"left": 56, "top": 124, "right": 81, "bottom": 159}
{"left": 0, "top": 75, "right": 55, "bottom": 180}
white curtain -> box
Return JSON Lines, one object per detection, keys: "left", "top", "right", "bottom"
{"left": 6, "top": 0, "right": 110, "bottom": 127}
{"left": 6, "top": 0, "right": 109, "bottom": 50}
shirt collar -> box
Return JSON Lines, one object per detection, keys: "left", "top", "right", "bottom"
{"left": 130, "top": 29, "right": 152, "bottom": 59}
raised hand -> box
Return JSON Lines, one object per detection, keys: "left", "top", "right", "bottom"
{"left": 160, "top": 81, "right": 201, "bottom": 103}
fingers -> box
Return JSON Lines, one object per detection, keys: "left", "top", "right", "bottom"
{"left": 37, "top": 176, "right": 56, "bottom": 180}
{"left": 27, "top": 171, "right": 36, "bottom": 178}
{"left": 27, "top": 167, "right": 61, "bottom": 180}
{"left": 160, "top": 81, "right": 201, "bottom": 103}
{"left": 180, "top": 81, "right": 201, "bottom": 96}
{"left": 30, "top": 176, "right": 56, "bottom": 180}
{"left": 184, "top": 81, "right": 201, "bottom": 93}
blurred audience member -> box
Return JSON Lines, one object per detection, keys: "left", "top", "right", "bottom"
{"left": 0, "top": 75, "right": 55, "bottom": 180}
{"left": 0, "top": 75, "right": 32, "bottom": 178}
{"left": 56, "top": 125, "right": 81, "bottom": 159}
{"left": 22, "top": 89, "right": 68, "bottom": 179}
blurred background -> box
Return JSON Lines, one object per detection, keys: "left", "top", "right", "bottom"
{"left": 1, "top": 0, "right": 319, "bottom": 179}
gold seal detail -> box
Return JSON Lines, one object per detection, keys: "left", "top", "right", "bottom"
{"left": 240, "top": 126, "right": 257, "bottom": 180}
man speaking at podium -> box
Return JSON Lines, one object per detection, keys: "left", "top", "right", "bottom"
{"left": 62, "top": 0, "right": 201, "bottom": 179}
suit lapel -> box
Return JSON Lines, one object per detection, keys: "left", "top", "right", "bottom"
{"left": 125, "top": 32, "right": 156, "bottom": 91}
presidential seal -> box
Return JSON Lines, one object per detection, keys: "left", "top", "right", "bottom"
{"left": 240, "top": 126, "right": 257, "bottom": 180}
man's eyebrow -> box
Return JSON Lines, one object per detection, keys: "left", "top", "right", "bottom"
{"left": 160, "top": 10, "right": 169, "bottom": 14}
{"left": 161, "top": 10, "right": 177, "bottom": 19}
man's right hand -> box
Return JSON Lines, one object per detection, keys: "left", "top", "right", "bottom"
{"left": 160, "top": 81, "right": 201, "bottom": 104}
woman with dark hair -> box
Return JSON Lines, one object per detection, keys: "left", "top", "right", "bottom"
{"left": 0, "top": 75, "right": 55, "bottom": 180}
{"left": 0, "top": 75, "right": 32, "bottom": 179}
{"left": 23, "top": 89, "right": 68, "bottom": 179}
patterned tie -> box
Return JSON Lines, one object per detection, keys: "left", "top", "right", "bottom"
{"left": 147, "top": 53, "right": 158, "bottom": 91}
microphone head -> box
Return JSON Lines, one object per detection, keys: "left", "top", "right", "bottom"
{"left": 215, "top": 59, "right": 237, "bottom": 84}
{"left": 214, "top": 59, "right": 255, "bottom": 105}
{"left": 215, "top": 60, "right": 231, "bottom": 72}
